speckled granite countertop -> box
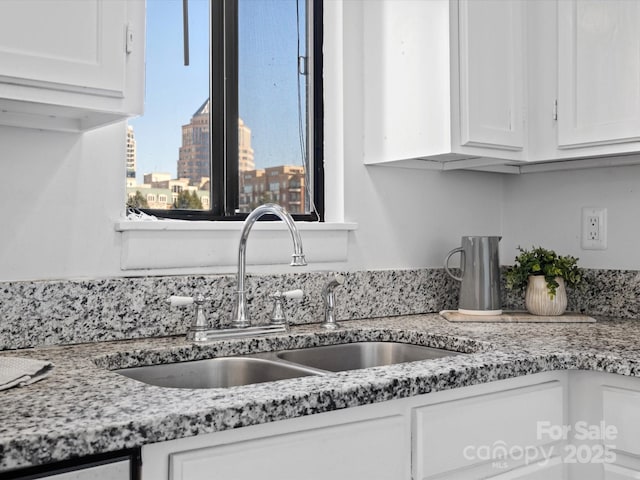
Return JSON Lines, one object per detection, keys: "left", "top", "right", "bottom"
{"left": 2, "top": 313, "right": 640, "bottom": 472}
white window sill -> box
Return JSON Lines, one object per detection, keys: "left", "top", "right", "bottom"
{"left": 115, "top": 220, "right": 357, "bottom": 271}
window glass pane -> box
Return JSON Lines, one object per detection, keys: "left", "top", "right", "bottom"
{"left": 125, "top": 0, "right": 313, "bottom": 217}
{"left": 126, "top": 0, "right": 210, "bottom": 211}
{"left": 237, "top": 0, "right": 311, "bottom": 215}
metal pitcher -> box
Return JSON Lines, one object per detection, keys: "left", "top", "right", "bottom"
{"left": 444, "top": 236, "right": 502, "bottom": 315}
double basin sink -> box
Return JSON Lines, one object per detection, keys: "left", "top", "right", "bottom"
{"left": 115, "top": 341, "right": 463, "bottom": 390}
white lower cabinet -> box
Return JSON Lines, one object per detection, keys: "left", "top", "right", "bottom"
{"left": 604, "top": 464, "right": 640, "bottom": 480}
{"left": 37, "top": 461, "right": 131, "bottom": 479}
{"left": 169, "top": 416, "right": 405, "bottom": 480}
{"left": 600, "top": 384, "right": 640, "bottom": 480}
{"left": 567, "top": 371, "right": 640, "bottom": 480}
{"left": 412, "top": 380, "right": 565, "bottom": 479}
{"left": 142, "top": 372, "right": 566, "bottom": 480}
{"left": 142, "top": 404, "right": 410, "bottom": 480}
{"left": 141, "top": 371, "right": 640, "bottom": 479}
{"left": 602, "top": 387, "right": 640, "bottom": 457}
{"left": 486, "top": 460, "right": 564, "bottom": 480}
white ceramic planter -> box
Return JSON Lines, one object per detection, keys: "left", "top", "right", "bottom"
{"left": 525, "top": 275, "right": 567, "bottom": 316}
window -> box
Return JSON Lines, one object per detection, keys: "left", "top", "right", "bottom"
{"left": 126, "top": 0, "right": 323, "bottom": 221}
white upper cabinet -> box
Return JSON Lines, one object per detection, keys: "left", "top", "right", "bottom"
{"left": 457, "top": 0, "right": 525, "bottom": 153}
{"left": 363, "top": 0, "right": 526, "bottom": 171}
{"left": 364, "top": 0, "right": 640, "bottom": 173}
{"left": 0, "top": 0, "right": 144, "bottom": 132}
{"left": 528, "top": 0, "right": 640, "bottom": 165}
{"left": 557, "top": 0, "right": 640, "bottom": 150}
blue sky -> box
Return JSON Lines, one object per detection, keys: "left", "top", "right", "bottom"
{"left": 130, "top": 0, "right": 306, "bottom": 182}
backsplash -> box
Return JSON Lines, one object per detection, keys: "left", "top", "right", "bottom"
{"left": 0, "top": 269, "right": 457, "bottom": 350}
{"left": 502, "top": 268, "right": 640, "bottom": 318}
{"left": 1, "top": 268, "right": 639, "bottom": 350}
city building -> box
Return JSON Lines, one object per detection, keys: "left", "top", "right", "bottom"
{"left": 126, "top": 125, "right": 136, "bottom": 187}
{"left": 239, "top": 165, "right": 305, "bottom": 214}
{"left": 177, "top": 99, "right": 255, "bottom": 185}
{"left": 178, "top": 99, "right": 210, "bottom": 184}
{"left": 127, "top": 174, "right": 210, "bottom": 210}
{"left": 143, "top": 172, "right": 171, "bottom": 184}
{"left": 127, "top": 99, "right": 300, "bottom": 214}
{"left": 238, "top": 118, "right": 255, "bottom": 172}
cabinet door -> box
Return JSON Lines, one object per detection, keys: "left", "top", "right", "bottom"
{"left": 557, "top": 0, "right": 640, "bottom": 149}
{"left": 412, "top": 381, "right": 564, "bottom": 479}
{"left": 485, "top": 458, "right": 564, "bottom": 480}
{"left": 603, "top": 386, "right": 640, "bottom": 456}
{"left": 18, "top": 460, "right": 131, "bottom": 479}
{"left": 602, "top": 385, "right": 640, "bottom": 477}
{"left": 458, "top": 0, "right": 525, "bottom": 152}
{"left": 0, "top": 0, "right": 127, "bottom": 98}
{"left": 604, "top": 464, "right": 640, "bottom": 480}
{"left": 169, "top": 415, "right": 406, "bottom": 480}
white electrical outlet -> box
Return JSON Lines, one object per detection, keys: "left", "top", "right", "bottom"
{"left": 581, "top": 207, "right": 607, "bottom": 250}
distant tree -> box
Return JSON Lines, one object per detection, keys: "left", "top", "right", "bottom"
{"left": 173, "top": 190, "right": 203, "bottom": 209}
{"left": 127, "top": 190, "right": 149, "bottom": 209}
{"left": 248, "top": 192, "right": 275, "bottom": 211}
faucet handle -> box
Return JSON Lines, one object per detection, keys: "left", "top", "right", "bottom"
{"left": 167, "top": 295, "right": 195, "bottom": 307}
{"left": 167, "top": 294, "right": 210, "bottom": 307}
{"left": 325, "top": 274, "right": 345, "bottom": 291}
{"left": 167, "top": 294, "right": 209, "bottom": 342}
{"left": 281, "top": 289, "right": 304, "bottom": 300}
{"left": 268, "top": 289, "right": 304, "bottom": 326}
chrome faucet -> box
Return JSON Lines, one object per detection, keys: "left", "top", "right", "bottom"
{"left": 321, "top": 274, "right": 344, "bottom": 329}
{"left": 231, "top": 203, "right": 307, "bottom": 328}
{"left": 166, "top": 204, "right": 305, "bottom": 342}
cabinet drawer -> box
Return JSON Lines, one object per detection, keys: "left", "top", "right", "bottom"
{"left": 603, "top": 386, "right": 640, "bottom": 456}
{"left": 169, "top": 415, "right": 406, "bottom": 480}
{"left": 412, "top": 381, "right": 564, "bottom": 479}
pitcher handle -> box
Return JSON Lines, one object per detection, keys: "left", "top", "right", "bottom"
{"left": 444, "top": 247, "right": 464, "bottom": 282}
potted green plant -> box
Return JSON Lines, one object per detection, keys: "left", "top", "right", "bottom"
{"left": 505, "top": 246, "right": 585, "bottom": 315}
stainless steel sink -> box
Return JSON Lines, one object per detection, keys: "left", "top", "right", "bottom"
{"left": 113, "top": 341, "right": 463, "bottom": 389}
{"left": 115, "top": 357, "right": 319, "bottom": 389}
{"left": 276, "top": 341, "right": 461, "bottom": 372}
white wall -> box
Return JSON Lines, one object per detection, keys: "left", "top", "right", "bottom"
{"left": 1, "top": 0, "right": 635, "bottom": 282}
{"left": 0, "top": 105, "right": 504, "bottom": 282}
{"left": 502, "top": 164, "right": 640, "bottom": 270}
{"left": 0, "top": 0, "right": 504, "bottom": 282}
{"left": 0, "top": 124, "right": 126, "bottom": 281}
{"left": 332, "top": 0, "right": 504, "bottom": 271}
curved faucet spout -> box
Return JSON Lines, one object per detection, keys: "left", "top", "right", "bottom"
{"left": 232, "top": 203, "right": 307, "bottom": 328}
{"left": 321, "top": 274, "right": 344, "bottom": 329}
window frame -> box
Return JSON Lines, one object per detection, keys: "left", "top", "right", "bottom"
{"left": 138, "top": 0, "right": 324, "bottom": 222}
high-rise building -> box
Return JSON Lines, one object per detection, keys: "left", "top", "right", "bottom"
{"left": 178, "top": 99, "right": 210, "bottom": 184}
{"left": 178, "top": 99, "right": 255, "bottom": 185}
{"left": 126, "top": 125, "right": 137, "bottom": 187}
{"left": 238, "top": 118, "right": 255, "bottom": 172}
